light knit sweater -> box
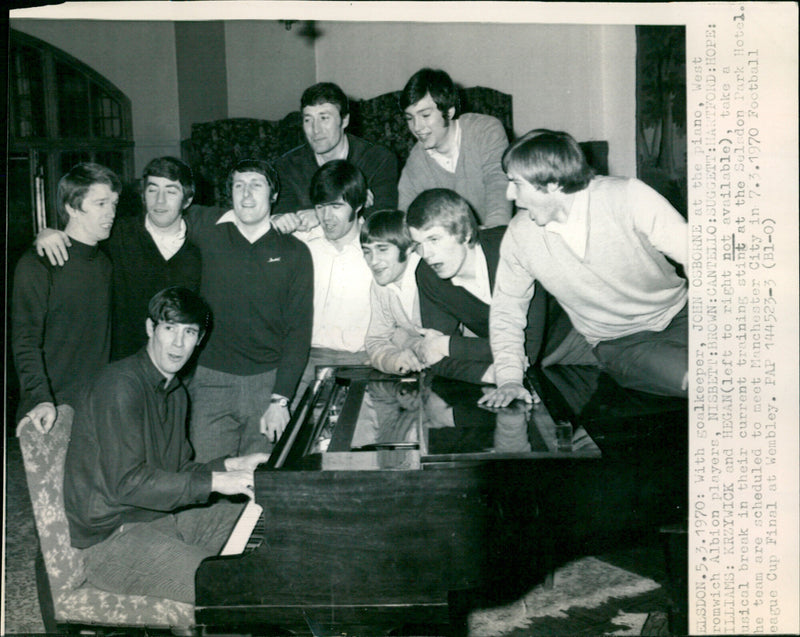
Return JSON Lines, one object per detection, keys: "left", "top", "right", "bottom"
{"left": 398, "top": 113, "right": 512, "bottom": 228}
{"left": 490, "top": 176, "right": 688, "bottom": 386}
{"left": 365, "top": 256, "right": 424, "bottom": 374}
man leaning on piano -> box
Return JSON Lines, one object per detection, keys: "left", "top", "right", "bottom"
{"left": 63, "top": 286, "right": 268, "bottom": 605}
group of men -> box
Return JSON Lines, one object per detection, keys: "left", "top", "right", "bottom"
{"left": 11, "top": 67, "right": 688, "bottom": 604}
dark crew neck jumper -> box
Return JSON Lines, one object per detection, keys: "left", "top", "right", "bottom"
{"left": 186, "top": 206, "right": 314, "bottom": 400}
{"left": 107, "top": 215, "right": 202, "bottom": 361}
{"left": 273, "top": 133, "right": 398, "bottom": 217}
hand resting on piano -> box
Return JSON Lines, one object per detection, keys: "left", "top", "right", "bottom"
{"left": 215, "top": 453, "right": 270, "bottom": 500}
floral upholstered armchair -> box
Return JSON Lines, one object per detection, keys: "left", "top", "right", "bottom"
{"left": 18, "top": 406, "right": 195, "bottom": 633}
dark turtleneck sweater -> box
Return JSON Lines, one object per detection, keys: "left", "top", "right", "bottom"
{"left": 11, "top": 239, "right": 112, "bottom": 417}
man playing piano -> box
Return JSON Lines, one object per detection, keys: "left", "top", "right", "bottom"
{"left": 64, "top": 287, "right": 268, "bottom": 604}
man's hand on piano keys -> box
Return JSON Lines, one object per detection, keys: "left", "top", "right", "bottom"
{"left": 212, "top": 470, "right": 257, "bottom": 500}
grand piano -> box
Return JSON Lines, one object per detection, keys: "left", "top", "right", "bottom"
{"left": 195, "top": 365, "right": 687, "bottom": 636}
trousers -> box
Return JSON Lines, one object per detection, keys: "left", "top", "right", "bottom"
{"left": 189, "top": 365, "right": 276, "bottom": 462}
{"left": 592, "top": 302, "right": 688, "bottom": 397}
{"left": 81, "top": 499, "right": 243, "bottom": 604}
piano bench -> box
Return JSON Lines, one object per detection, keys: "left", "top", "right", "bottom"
{"left": 18, "top": 407, "right": 195, "bottom": 635}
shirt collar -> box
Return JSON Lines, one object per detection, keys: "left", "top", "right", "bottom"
{"left": 135, "top": 348, "right": 182, "bottom": 393}
{"left": 303, "top": 223, "right": 362, "bottom": 252}
{"left": 145, "top": 214, "right": 186, "bottom": 241}
{"left": 145, "top": 215, "right": 187, "bottom": 259}
{"left": 387, "top": 252, "right": 421, "bottom": 296}
{"left": 451, "top": 243, "right": 492, "bottom": 304}
{"left": 425, "top": 119, "right": 461, "bottom": 171}
{"left": 314, "top": 135, "right": 350, "bottom": 166}
{"left": 216, "top": 209, "right": 273, "bottom": 243}
{"left": 545, "top": 187, "right": 590, "bottom": 260}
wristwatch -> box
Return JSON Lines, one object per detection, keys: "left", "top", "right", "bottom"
{"left": 270, "top": 395, "right": 289, "bottom": 408}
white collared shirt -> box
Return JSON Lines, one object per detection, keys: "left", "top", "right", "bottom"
{"left": 544, "top": 188, "right": 589, "bottom": 260}
{"left": 297, "top": 226, "right": 373, "bottom": 352}
{"left": 426, "top": 120, "right": 461, "bottom": 173}
{"left": 144, "top": 215, "right": 187, "bottom": 261}
{"left": 215, "top": 209, "right": 273, "bottom": 243}
{"left": 451, "top": 243, "right": 492, "bottom": 305}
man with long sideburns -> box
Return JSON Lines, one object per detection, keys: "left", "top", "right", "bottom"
{"left": 399, "top": 68, "right": 512, "bottom": 228}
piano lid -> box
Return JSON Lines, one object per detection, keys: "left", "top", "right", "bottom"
{"left": 291, "top": 367, "right": 601, "bottom": 469}
{"left": 419, "top": 374, "right": 601, "bottom": 461}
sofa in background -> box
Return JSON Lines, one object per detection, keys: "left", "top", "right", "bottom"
{"left": 181, "top": 85, "right": 607, "bottom": 209}
{"left": 181, "top": 86, "right": 514, "bottom": 208}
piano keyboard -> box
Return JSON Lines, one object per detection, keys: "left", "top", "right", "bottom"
{"left": 220, "top": 499, "right": 264, "bottom": 556}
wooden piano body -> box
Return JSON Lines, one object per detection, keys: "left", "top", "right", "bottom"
{"left": 195, "top": 365, "right": 687, "bottom": 635}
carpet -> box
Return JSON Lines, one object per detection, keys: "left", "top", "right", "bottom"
{"left": 468, "top": 556, "right": 661, "bottom": 636}
{"left": 3, "top": 436, "right": 44, "bottom": 635}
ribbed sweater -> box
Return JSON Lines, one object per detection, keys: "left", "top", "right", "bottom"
{"left": 11, "top": 241, "right": 111, "bottom": 417}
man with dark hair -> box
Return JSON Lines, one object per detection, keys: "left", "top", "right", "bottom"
{"left": 33, "top": 158, "right": 313, "bottom": 457}
{"left": 398, "top": 68, "right": 511, "bottom": 228}
{"left": 406, "top": 188, "right": 582, "bottom": 386}
{"left": 480, "top": 129, "right": 688, "bottom": 408}
{"left": 12, "top": 162, "right": 120, "bottom": 433}
{"left": 272, "top": 81, "right": 398, "bottom": 224}
{"left": 186, "top": 158, "right": 313, "bottom": 461}
{"left": 64, "top": 286, "right": 269, "bottom": 604}
{"left": 277, "top": 160, "right": 373, "bottom": 406}
{"left": 34, "top": 156, "right": 202, "bottom": 360}
{"left": 361, "top": 209, "right": 426, "bottom": 376}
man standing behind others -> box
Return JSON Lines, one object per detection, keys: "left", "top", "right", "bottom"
{"left": 480, "top": 130, "right": 688, "bottom": 408}
{"left": 64, "top": 287, "right": 268, "bottom": 604}
{"left": 398, "top": 68, "right": 512, "bottom": 228}
{"left": 277, "top": 160, "right": 373, "bottom": 407}
{"left": 272, "top": 82, "right": 398, "bottom": 224}
{"left": 12, "top": 163, "right": 120, "bottom": 433}
{"left": 186, "top": 160, "right": 313, "bottom": 461}
{"left": 109, "top": 157, "right": 202, "bottom": 359}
